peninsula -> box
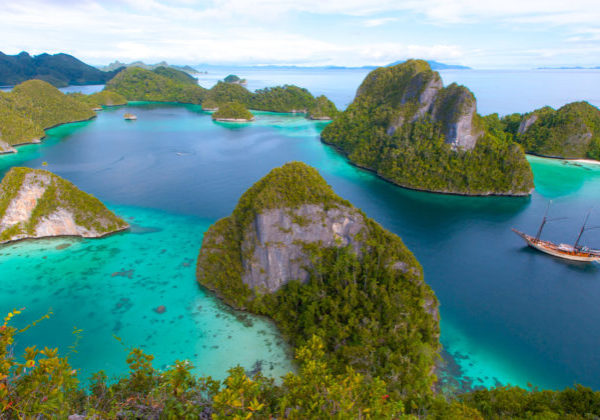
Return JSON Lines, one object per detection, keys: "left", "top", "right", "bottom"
{"left": 196, "top": 161, "right": 439, "bottom": 399}
{"left": 0, "top": 80, "right": 96, "bottom": 153}
{"left": 0, "top": 167, "right": 128, "bottom": 243}
{"left": 321, "top": 60, "right": 534, "bottom": 196}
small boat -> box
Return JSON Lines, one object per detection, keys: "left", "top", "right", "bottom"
{"left": 123, "top": 113, "right": 137, "bottom": 120}
{"left": 513, "top": 205, "right": 600, "bottom": 262}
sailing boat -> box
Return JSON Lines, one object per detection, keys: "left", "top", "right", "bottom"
{"left": 512, "top": 204, "right": 600, "bottom": 262}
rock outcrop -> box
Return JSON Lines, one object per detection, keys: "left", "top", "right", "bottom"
{"left": 0, "top": 140, "right": 16, "bottom": 154}
{"left": 241, "top": 204, "right": 365, "bottom": 292}
{"left": 196, "top": 161, "right": 440, "bottom": 398}
{"left": 0, "top": 167, "right": 128, "bottom": 243}
{"left": 365, "top": 61, "right": 482, "bottom": 150}
{"left": 321, "top": 59, "right": 534, "bottom": 196}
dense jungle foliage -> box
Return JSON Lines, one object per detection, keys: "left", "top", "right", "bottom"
{"left": 212, "top": 102, "right": 254, "bottom": 121}
{"left": 0, "top": 80, "right": 95, "bottom": 147}
{"left": 0, "top": 51, "right": 121, "bottom": 87}
{"left": 196, "top": 162, "right": 440, "bottom": 401}
{"left": 105, "top": 67, "right": 207, "bottom": 104}
{"left": 502, "top": 101, "right": 600, "bottom": 160}
{"left": 321, "top": 60, "right": 534, "bottom": 195}
{"left": 68, "top": 90, "right": 128, "bottom": 108}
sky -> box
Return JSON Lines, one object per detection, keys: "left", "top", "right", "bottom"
{"left": 1, "top": 0, "right": 600, "bottom": 68}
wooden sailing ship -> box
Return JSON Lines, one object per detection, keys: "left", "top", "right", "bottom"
{"left": 512, "top": 205, "right": 600, "bottom": 262}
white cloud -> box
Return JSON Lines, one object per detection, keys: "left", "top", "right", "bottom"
{"left": 363, "top": 17, "right": 398, "bottom": 27}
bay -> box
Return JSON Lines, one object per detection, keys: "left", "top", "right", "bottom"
{"left": 0, "top": 68, "right": 599, "bottom": 391}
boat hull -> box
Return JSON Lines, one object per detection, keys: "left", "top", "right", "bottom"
{"left": 512, "top": 229, "right": 600, "bottom": 262}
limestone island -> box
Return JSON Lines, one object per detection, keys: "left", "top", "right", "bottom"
{"left": 502, "top": 101, "right": 600, "bottom": 161}
{"left": 124, "top": 113, "right": 137, "bottom": 120}
{"left": 321, "top": 59, "right": 534, "bottom": 196}
{"left": 0, "top": 167, "right": 129, "bottom": 244}
{"left": 0, "top": 80, "right": 97, "bottom": 154}
{"left": 196, "top": 161, "right": 439, "bottom": 399}
{"left": 211, "top": 101, "right": 254, "bottom": 122}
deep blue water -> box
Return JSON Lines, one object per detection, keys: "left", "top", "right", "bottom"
{"left": 1, "top": 68, "right": 600, "bottom": 391}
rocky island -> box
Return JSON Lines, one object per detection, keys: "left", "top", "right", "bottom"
{"left": 196, "top": 161, "right": 439, "bottom": 398}
{"left": 68, "top": 90, "right": 128, "bottom": 109}
{"left": 0, "top": 80, "right": 96, "bottom": 154}
{"left": 321, "top": 60, "right": 534, "bottom": 196}
{"left": 0, "top": 167, "right": 128, "bottom": 243}
{"left": 502, "top": 101, "right": 600, "bottom": 161}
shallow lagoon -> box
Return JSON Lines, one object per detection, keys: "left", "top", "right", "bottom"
{"left": 0, "top": 100, "right": 599, "bottom": 390}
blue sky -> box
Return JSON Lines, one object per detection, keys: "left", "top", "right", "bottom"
{"left": 1, "top": 0, "right": 599, "bottom": 68}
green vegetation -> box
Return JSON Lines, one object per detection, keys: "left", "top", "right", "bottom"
{"left": 502, "top": 101, "right": 600, "bottom": 160}
{"left": 202, "top": 82, "right": 339, "bottom": 119}
{"left": 152, "top": 66, "right": 198, "bottom": 85}
{"left": 105, "top": 67, "right": 206, "bottom": 104}
{"left": 250, "top": 85, "right": 318, "bottom": 113}
{"left": 321, "top": 60, "right": 534, "bottom": 196}
{"left": 197, "top": 162, "right": 439, "bottom": 401}
{"left": 0, "top": 80, "right": 95, "bottom": 147}
{"left": 204, "top": 81, "right": 254, "bottom": 107}
{"left": 69, "top": 90, "right": 127, "bottom": 108}
{"left": 212, "top": 102, "right": 254, "bottom": 121}
{"left": 308, "top": 95, "right": 339, "bottom": 120}
{"left": 0, "top": 167, "right": 128, "bottom": 242}
{"left": 0, "top": 51, "right": 121, "bottom": 87}
{"left": 224, "top": 74, "right": 247, "bottom": 84}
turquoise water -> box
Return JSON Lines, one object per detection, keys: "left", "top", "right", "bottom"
{"left": 1, "top": 99, "right": 600, "bottom": 391}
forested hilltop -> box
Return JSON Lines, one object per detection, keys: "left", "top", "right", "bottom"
{"left": 197, "top": 162, "right": 440, "bottom": 401}
{"left": 105, "top": 66, "right": 207, "bottom": 104}
{"left": 202, "top": 81, "right": 339, "bottom": 119}
{"left": 501, "top": 101, "right": 600, "bottom": 160}
{"left": 321, "top": 60, "right": 534, "bottom": 196}
{"left": 0, "top": 51, "right": 121, "bottom": 87}
{"left": 0, "top": 80, "right": 97, "bottom": 153}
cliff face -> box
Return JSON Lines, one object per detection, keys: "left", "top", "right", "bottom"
{"left": 0, "top": 167, "right": 128, "bottom": 243}
{"left": 196, "top": 162, "right": 440, "bottom": 398}
{"left": 364, "top": 62, "right": 482, "bottom": 150}
{"left": 241, "top": 204, "right": 365, "bottom": 292}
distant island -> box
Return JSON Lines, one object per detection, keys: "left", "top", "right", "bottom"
{"left": 538, "top": 66, "right": 600, "bottom": 70}
{"left": 0, "top": 167, "right": 128, "bottom": 243}
{"left": 224, "top": 74, "right": 247, "bottom": 85}
{"left": 0, "top": 51, "right": 122, "bottom": 87}
{"left": 99, "top": 60, "right": 200, "bottom": 75}
{"left": 502, "top": 101, "right": 600, "bottom": 161}
{"left": 195, "top": 59, "right": 471, "bottom": 71}
{"left": 321, "top": 59, "right": 534, "bottom": 196}
{"left": 211, "top": 102, "right": 254, "bottom": 122}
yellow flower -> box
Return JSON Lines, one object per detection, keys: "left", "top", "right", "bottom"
{"left": 25, "top": 360, "right": 35, "bottom": 368}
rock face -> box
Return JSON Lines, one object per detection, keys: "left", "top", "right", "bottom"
{"left": 0, "top": 167, "right": 128, "bottom": 243}
{"left": 241, "top": 204, "right": 365, "bottom": 292}
{"left": 376, "top": 61, "right": 482, "bottom": 150}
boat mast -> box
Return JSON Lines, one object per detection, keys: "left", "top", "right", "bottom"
{"left": 535, "top": 202, "right": 551, "bottom": 241}
{"left": 574, "top": 210, "right": 600, "bottom": 250}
